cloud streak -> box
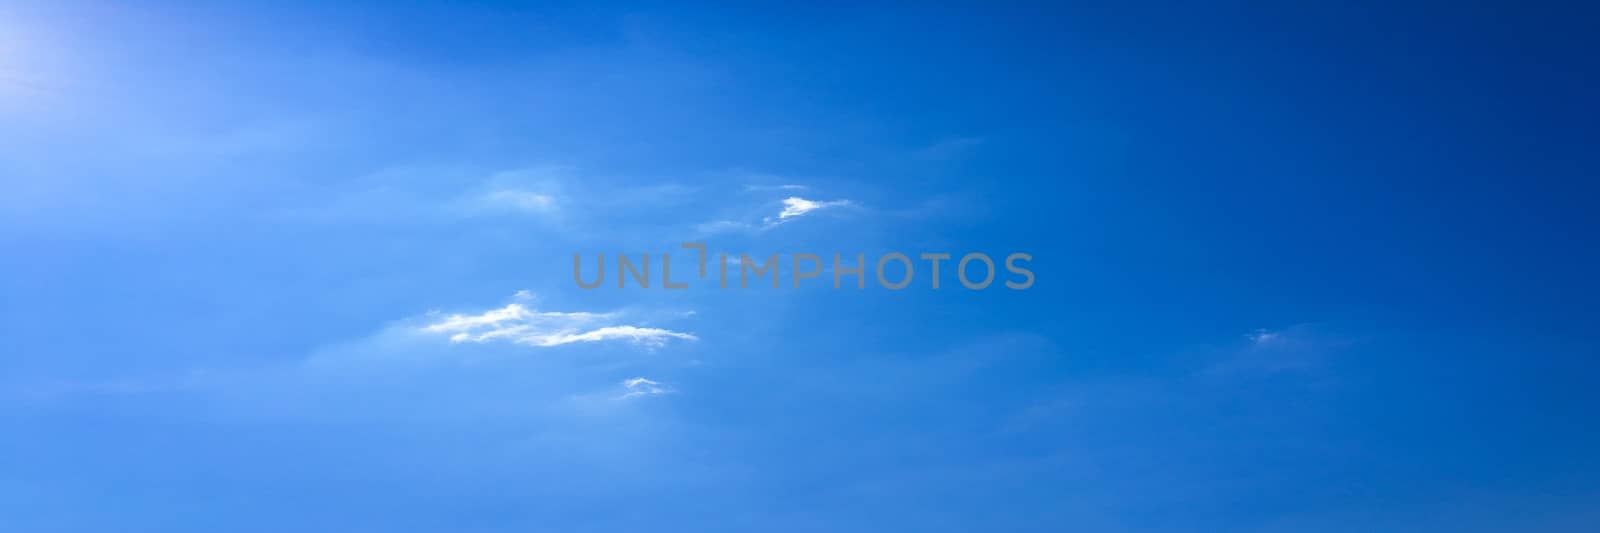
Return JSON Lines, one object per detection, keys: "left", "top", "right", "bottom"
{"left": 776, "top": 196, "right": 849, "bottom": 220}
{"left": 420, "top": 297, "right": 696, "bottom": 349}
{"left": 696, "top": 194, "right": 855, "bottom": 234}
{"left": 753, "top": 196, "right": 852, "bottom": 228}
{"left": 619, "top": 377, "right": 672, "bottom": 399}
{"left": 480, "top": 190, "right": 557, "bottom": 212}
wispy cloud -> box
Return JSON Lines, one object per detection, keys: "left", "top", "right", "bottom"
{"left": 743, "top": 183, "right": 809, "bottom": 192}
{"left": 480, "top": 190, "right": 557, "bottom": 212}
{"left": 541, "top": 326, "right": 698, "bottom": 348}
{"left": 1206, "top": 325, "right": 1346, "bottom": 378}
{"left": 420, "top": 294, "right": 696, "bottom": 349}
{"left": 759, "top": 196, "right": 851, "bottom": 227}
{"left": 694, "top": 195, "right": 854, "bottom": 234}
{"left": 696, "top": 219, "right": 753, "bottom": 234}
{"left": 1246, "top": 328, "right": 1281, "bottom": 345}
{"left": 618, "top": 377, "right": 673, "bottom": 399}
{"left": 777, "top": 197, "right": 850, "bottom": 219}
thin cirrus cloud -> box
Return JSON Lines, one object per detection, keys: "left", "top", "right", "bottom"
{"left": 480, "top": 189, "right": 557, "bottom": 212}
{"left": 618, "top": 377, "right": 672, "bottom": 399}
{"left": 420, "top": 295, "right": 696, "bottom": 348}
{"left": 456, "top": 167, "right": 570, "bottom": 216}
{"left": 756, "top": 196, "right": 852, "bottom": 227}
{"left": 1203, "top": 325, "right": 1345, "bottom": 378}
{"left": 776, "top": 196, "right": 849, "bottom": 220}
{"left": 743, "top": 183, "right": 809, "bottom": 192}
{"left": 1247, "top": 328, "right": 1281, "bottom": 344}
{"left": 697, "top": 195, "right": 853, "bottom": 234}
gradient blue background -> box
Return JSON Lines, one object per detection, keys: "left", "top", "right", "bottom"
{"left": 2, "top": 1, "right": 1598, "bottom": 531}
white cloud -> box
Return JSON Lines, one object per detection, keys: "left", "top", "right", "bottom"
{"left": 540, "top": 326, "right": 697, "bottom": 348}
{"left": 754, "top": 196, "right": 851, "bottom": 227}
{"left": 420, "top": 298, "right": 695, "bottom": 349}
{"left": 619, "top": 377, "right": 672, "bottom": 399}
{"left": 695, "top": 187, "right": 855, "bottom": 234}
{"left": 777, "top": 196, "right": 849, "bottom": 219}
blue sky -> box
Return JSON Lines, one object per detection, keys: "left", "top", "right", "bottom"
{"left": 2, "top": 1, "right": 1598, "bottom": 531}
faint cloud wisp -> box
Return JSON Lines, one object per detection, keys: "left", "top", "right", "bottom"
{"left": 763, "top": 196, "right": 851, "bottom": 226}
{"left": 480, "top": 190, "right": 557, "bottom": 212}
{"left": 420, "top": 293, "right": 696, "bottom": 349}
{"left": 618, "top": 377, "right": 672, "bottom": 399}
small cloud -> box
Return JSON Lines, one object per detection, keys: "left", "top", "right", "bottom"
{"left": 481, "top": 190, "right": 557, "bottom": 212}
{"left": 512, "top": 289, "right": 536, "bottom": 301}
{"left": 1205, "top": 325, "right": 1347, "bottom": 379}
{"left": 697, "top": 193, "right": 854, "bottom": 234}
{"left": 744, "top": 183, "right": 809, "bottom": 192}
{"left": 618, "top": 377, "right": 672, "bottom": 399}
{"left": 451, "top": 167, "right": 570, "bottom": 216}
{"left": 419, "top": 293, "right": 695, "bottom": 349}
{"left": 1247, "top": 328, "right": 1281, "bottom": 344}
{"left": 762, "top": 196, "right": 850, "bottom": 226}
{"left": 540, "top": 326, "right": 698, "bottom": 348}
{"left": 696, "top": 219, "right": 753, "bottom": 234}
{"left": 777, "top": 197, "right": 850, "bottom": 219}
